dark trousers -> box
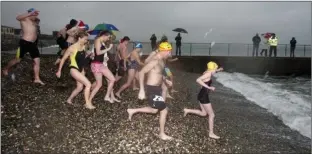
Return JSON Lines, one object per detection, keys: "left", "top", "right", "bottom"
{"left": 151, "top": 43, "right": 156, "bottom": 51}
{"left": 176, "top": 45, "right": 181, "bottom": 56}
{"left": 260, "top": 49, "right": 268, "bottom": 57}
{"left": 252, "top": 44, "right": 259, "bottom": 57}
{"left": 269, "top": 46, "right": 277, "bottom": 57}
{"left": 290, "top": 46, "right": 295, "bottom": 58}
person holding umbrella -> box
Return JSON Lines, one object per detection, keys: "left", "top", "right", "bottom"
{"left": 175, "top": 33, "right": 182, "bottom": 56}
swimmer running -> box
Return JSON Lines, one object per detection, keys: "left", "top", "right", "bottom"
{"left": 56, "top": 31, "right": 95, "bottom": 109}
{"left": 127, "top": 42, "right": 173, "bottom": 140}
{"left": 89, "top": 30, "right": 119, "bottom": 103}
{"left": 115, "top": 36, "right": 130, "bottom": 82}
{"left": 183, "top": 61, "right": 223, "bottom": 139}
{"left": 2, "top": 8, "right": 44, "bottom": 85}
{"left": 54, "top": 24, "right": 69, "bottom": 65}
{"left": 115, "top": 43, "right": 144, "bottom": 98}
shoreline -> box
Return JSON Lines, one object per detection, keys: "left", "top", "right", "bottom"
{"left": 1, "top": 54, "right": 311, "bottom": 153}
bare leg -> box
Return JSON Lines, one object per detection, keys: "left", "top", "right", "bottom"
{"left": 2, "top": 58, "right": 21, "bottom": 76}
{"left": 159, "top": 108, "right": 173, "bottom": 140}
{"left": 132, "top": 71, "right": 139, "bottom": 90}
{"left": 115, "top": 69, "right": 135, "bottom": 98}
{"left": 89, "top": 73, "right": 103, "bottom": 103}
{"left": 127, "top": 107, "right": 158, "bottom": 121}
{"left": 169, "top": 75, "right": 178, "bottom": 93}
{"left": 91, "top": 82, "right": 97, "bottom": 90}
{"left": 110, "top": 88, "right": 120, "bottom": 102}
{"left": 202, "top": 103, "right": 219, "bottom": 139}
{"left": 183, "top": 103, "right": 207, "bottom": 117}
{"left": 67, "top": 81, "right": 84, "bottom": 105}
{"left": 115, "top": 74, "right": 122, "bottom": 83}
{"left": 33, "top": 58, "right": 44, "bottom": 85}
{"left": 70, "top": 69, "right": 95, "bottom": 109}
{"left": 102, "top": 67, "right": 116, "bottom": 103}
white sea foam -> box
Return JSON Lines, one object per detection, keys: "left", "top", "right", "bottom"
{"left": 214, "top": 72, "right": 311, "bottom": 139}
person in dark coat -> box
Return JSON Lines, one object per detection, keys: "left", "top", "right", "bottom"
{"left": 150, "top": 34, "right": 157, "bottom": 50}
{"left": 252, "top": 33, "right": 261, "bottom": 57}
{"left": 175, "top": 33, "right": 182, "bottom": 56}
{"left": 290, "top": 37, "right": 297, "bottom": 58}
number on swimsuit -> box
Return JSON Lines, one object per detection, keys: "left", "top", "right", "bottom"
{"left": 153, "top": 95, "right": 164, "bottom": 102}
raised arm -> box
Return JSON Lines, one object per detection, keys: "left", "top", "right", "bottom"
{"left": 16, "top": 12, "right": 32, "bottom": 21}
{"left": 95, "top": 40, "right": 112, "bottom": 55}
{"left": 66, "top": 27, "right": 78, "bottom": 37}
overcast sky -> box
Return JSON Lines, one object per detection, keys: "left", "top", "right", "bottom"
{"left": 1, "top": 2, "right": 311, "bottom": 44}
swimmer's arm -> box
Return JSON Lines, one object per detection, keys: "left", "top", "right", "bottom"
{"left": 57, "top": 48, "right": 72, "bottom": 72}
{"left": 216, "top": 67, "right": 224, "bottom": 72}
{"left": 167, "top": 57, "right": 178, "bottom": 62}
{"left": 133, "top": 52, "right": 144, "bottom": 66}
{"left": 163, "top": 76, "right": 172, "bottom": 86}
{"left": 95, "top": 40, "right": 111, "bottom": 55}
{"left": 196, "top": 73, "right": 212, "bottom": 89}
{"left": 139, "top": 60, "right": 158, "bottom": 89}
{"left": 16, "top": 12, "right": 32, "bottom": 21}
{"left": 66, "top": 27, "right": 78, "bottom": 37}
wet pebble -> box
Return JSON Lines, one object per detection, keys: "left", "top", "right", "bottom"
{"left": 1, "top": 54, "right": 310, "bottom": 153}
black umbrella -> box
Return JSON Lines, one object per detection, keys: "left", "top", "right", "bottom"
{"left": 172, "top": 28, "right": 188, "bottom": 34}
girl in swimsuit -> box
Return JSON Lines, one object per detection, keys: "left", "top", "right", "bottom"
{"left": 115, "top": 43, "right": 144, "bottom": 98}
{"left": 56, "top": 31, "right": 95, "bottom": 109}
{"left": 89, "top": 31, "right": 119, "bottom": 103}
{"left": 183, "top": 61, "right": 223, "bottom": 139}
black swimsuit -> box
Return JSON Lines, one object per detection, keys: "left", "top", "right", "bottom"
{"left": 197, "top": 80, "right": 212, "bottom": 104}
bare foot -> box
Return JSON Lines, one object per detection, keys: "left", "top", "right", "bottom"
{"left": 34, "top": 79, "right": 45, "bottom": 85}
{"left": 85, "top": 103, "right": 96, "bottom": 109}
{"left": 209, "top": 133, "right": 220, "bottom": 139}
{"left": 127, "top": 109, "right": 134, "bottom": 121}
{"left": 183, "top": 108, "right": 188, "bottom": 117}
{"left": 115, "top": 93, "right": 121, "bottom": 99}
{"left": 133, "top": 87, "right": 139, "bottom": 91}
{"left": 66, "top": 99, "right": 73, "bottom": 105}
{"left": 159, "top": 134, "right": 173, "bottom": 140}
{"left": 166, "top": 94, "right": 174, "bottom": 99}
{"left": 2, "top": 69, "right": 8, "bottom": 76}
{"left": 104, "top": 97, "right": 114, "bottom": 103}
{"left": 171, "top": 89, "right": 178, "bottom": 93}
{"left": 112, "top": 97, "right": 121, "bottom": 103}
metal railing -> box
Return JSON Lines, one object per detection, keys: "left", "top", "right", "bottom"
{"left": 127, "top": 42, "right": 311, "bottom": 58}
{"left": 2, "top": 39, "right": 310, "bottom": 58}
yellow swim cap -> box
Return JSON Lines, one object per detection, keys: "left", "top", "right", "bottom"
{"left": 158, "top": 42, "right": 172, "bottom": 52}
{"left": 207, "top": 61, "right": 218, "bottom": 71}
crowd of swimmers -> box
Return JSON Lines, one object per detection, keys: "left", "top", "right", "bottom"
{"left": 2, "top": 8, "right": 224, "bottom": 140}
